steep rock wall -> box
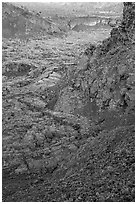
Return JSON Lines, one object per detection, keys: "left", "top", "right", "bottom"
{"left": 55, "top": 3, "right": 135, "bottom": 122}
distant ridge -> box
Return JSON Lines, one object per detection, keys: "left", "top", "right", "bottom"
{"left": 11, "top": 2, "right": 123, "bottom": 18}
{"left": 2, "top": 2, "right": 61, "bottom": 39}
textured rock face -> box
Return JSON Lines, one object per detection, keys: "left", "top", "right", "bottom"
{"left": 121, "top": 3, "right": 135, "bottom": 41}
{"left": 55, "top": 2, "right": 135, "bottom": 119}
{"left": 2, "top": 35, "right": 96, "bottom": 175}
{"left": 108, "top": 3, "right": 135, "bottom": 45}
{"left": 3, "top": 3, "right": 135, "bottom": 172}
{"left": 2, "top": 3, "right": 135, "bottom": 202}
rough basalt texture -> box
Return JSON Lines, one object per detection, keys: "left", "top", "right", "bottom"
{"left": 3, "top": 3, "right": 135, "bottom": 202}
{"left": 121, "top": 2, "right": 135, "bottom": 41}
{"left": 3, "top": 27, "right": 105, "bottom": 176}
{"left": 55, "top": 2, "right": 135, "bottom": 118}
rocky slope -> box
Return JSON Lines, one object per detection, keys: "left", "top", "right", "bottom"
{"left": 9, "top": 2, "right": 122, "bottom": 35}
{"left": 2, "top": 24, "right": 110, "bottom": 177}
{"left": 56, "top": 2, "right": 135, "bottom": 117}
{"left": 2, "top": 3, "right": 135, "bottom": 202}
{"left": 2, "top": 2, "right": 63, "bottom": 39}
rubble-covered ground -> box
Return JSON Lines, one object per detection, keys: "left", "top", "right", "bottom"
{"left": 2, "top": 3, "right": 135, "bottom": 202}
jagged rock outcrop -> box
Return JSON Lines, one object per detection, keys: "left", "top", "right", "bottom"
{"left": 55, "top": 2, "right": 135, "bottom": 120}
{"left": 121, "top": 2, "right": 135, "bottom": 41}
